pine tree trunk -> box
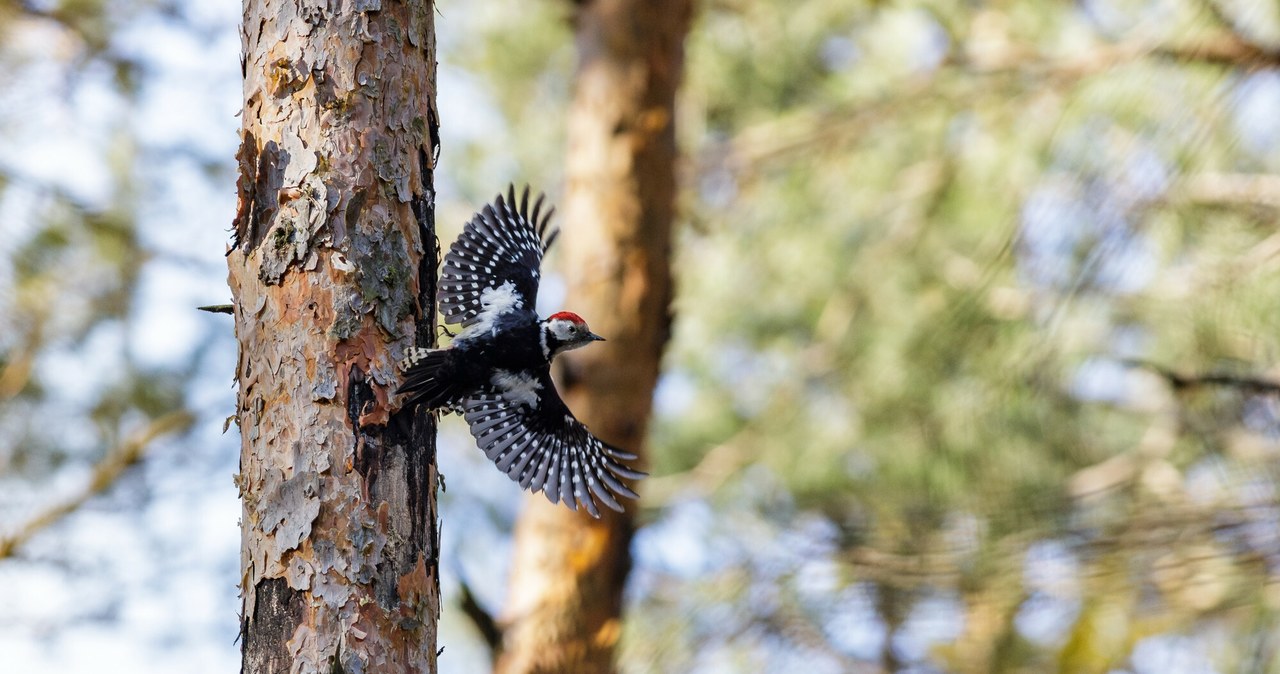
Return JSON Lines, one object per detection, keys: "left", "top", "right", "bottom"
{"left": 494, "top": 1, "right": 691, "bottom": 672}
{"left": 229, "top": 2, "right": 441, "bottom": 672}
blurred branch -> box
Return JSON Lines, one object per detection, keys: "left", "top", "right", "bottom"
{"left": 1068, "top": 451, "right": 1140, "bottom": 499}
{"left": 1070, "top": 409, "right": 1180, "bottom": 499}
{"left": 1232, "top": 231, "right": 1280, "bottom": 279}
{"left": 1, "top": 303, "right": 49, "bottom": 402}
{"left": 841, "top": 497, "right": 1278, "bottom": 594}
{"left": 693, "top": 76, "right": 937, "bottom": 178}
{"left": 696, "top": 34, "right": 1277, "bottom": 180}
{"left": 0, "top": 410, "right": 195, "bottom": 558}
{"left": 1151, "top": 37, "right": 1280, "bottom": 69}
{"left": 1069, "top": 359, "right": 1280, "bottom": 500}
{"left": 1176, "top": 173, "right": 1280, "bottom": 209}
{"left": 0, "top": 336, "right": 38, "bottom": 401}
{"left": 458, "top": 577, "right": 501, "bottom": 659}
{"left": 643, "top": 427, "right": 754, "bottom": 506}
{"left": 1122, "top": 359, "right": 1280, "bottom": 395}
{"left": 844, "top": 545, "right": 966, "bottom": 588}
{"left": 1083, "top": 500, "right": 1280, "bottom": 560}
{"left": 1196, "top": 0, "right": 1280, "bottom": 61}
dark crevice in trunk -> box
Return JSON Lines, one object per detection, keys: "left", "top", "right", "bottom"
{"left": 411, "top": 146, "right": 438, "bottom": 347}
{"left": 242, "top": 577, "right": 305, "bottom": 674}
{"left": 347, "top": 366, "right": 379, "bottom": 479}
{"left": 231, "top": 130, "right": 258, "bottom": 254}
{"left": 249, "top": 140, "right": 289, "bottom": 255}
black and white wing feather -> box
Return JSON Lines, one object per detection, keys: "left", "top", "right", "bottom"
{"left": 438, "top": 185, "right": 558, "bottom": 330}
{"left": 461, "top": 371, "right": 645, "bottom": 517}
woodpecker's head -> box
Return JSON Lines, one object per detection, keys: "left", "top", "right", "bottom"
{"left": 541, "top": 311, "right": 604, "bottom": 359}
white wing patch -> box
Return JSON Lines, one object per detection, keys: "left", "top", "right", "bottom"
{"left": 437, "top": 187, "right": 556, "bottom": 328}
{"left": 490, "top": 369, "right": 543, "bottom": 408}
{"left": 457, "top": 280, "right": 523, "bottom": 339}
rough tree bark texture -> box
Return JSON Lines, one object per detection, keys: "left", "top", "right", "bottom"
{"left": 494, "top": 1, "right": 692, "bottom": 672}
{"left": 229, "top": 2, "right": 441, "bottom": 672}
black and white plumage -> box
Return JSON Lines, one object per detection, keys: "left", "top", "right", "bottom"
{"left": 398, "top": 186, "right": 645, "bottom": 517}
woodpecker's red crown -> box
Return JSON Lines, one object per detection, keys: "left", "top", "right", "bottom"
{"left": 548, "top": 311, "right": 586, "bottom": 325}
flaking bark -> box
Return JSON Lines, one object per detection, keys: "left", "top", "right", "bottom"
{"left": 229, "top": 2, "right": 441, "bottom": 672}
{"left": 493, "top": 1, "right": 692, "bottom": 672}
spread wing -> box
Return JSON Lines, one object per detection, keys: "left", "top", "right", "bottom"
{"left": 461, "top": 370, "right": 645, "bottom": 517}
{"left": 439, "top": 185, "right": 558, "bottom": 330}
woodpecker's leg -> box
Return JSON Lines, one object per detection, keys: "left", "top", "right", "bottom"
{"left": 437, "top": 324, "right": 456, "bottom": 339}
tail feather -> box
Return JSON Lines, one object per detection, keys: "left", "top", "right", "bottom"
{"left": 397, "top": 348, "right": 461, "bottom": 410}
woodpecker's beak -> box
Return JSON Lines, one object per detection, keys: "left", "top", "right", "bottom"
{"left": 589, "top": 332, "right": 606, "bottom": 342}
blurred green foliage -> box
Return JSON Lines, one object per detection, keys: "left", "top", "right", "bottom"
{"left": 452, "top": 0, "right": 1280, "bottom": 671}
{"left": 0, "top": 0, "right": 190, "bottom": 526}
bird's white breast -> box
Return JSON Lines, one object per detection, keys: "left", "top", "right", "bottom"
{"left": 491, "top": 369, "right": 542, "bottom": 408}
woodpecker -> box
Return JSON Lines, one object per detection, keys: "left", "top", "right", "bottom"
{"left": 397, "top": 186, "right": 645, "bottom": 517}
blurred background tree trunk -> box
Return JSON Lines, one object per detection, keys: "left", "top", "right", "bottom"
{"left": 492, "top": 0, "right": 691, "bottom": 672}
{"left": 231, "top": 2, "right": 441, "bottom": 672}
